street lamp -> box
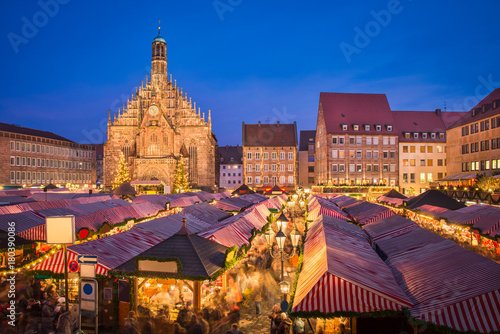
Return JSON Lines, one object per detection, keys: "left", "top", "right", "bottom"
{"left": 266, "top": 212, "right": 301, "bottom": 302}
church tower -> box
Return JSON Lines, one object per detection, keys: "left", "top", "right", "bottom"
{"left": 151, "top": 25, "right": 167, "bottom": 86}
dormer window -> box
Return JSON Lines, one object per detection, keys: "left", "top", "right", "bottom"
{"left": 439, "top": 133, "right": 445, "bottom": 139}
{"left": 230, "top": 157, "right": 234, "bottom": 161}
{"left": 375, "top": 124, "right": 382, "bottom": 131}
{"left": 364, "top": 124, "right": 370, "bottom": 131}
{"left": 413, "top": 133, "right": 419, "bottom": 139}
{"left": 220, "top": 158, "right": 224, "bottom": 162}
{"left": 422, "top": 133, "right": 428, "bottom": 139}
{"left": 353, "top": 124, "right": 360, "bottom": 131}
{"left": 430, "top": 133, "right": 436, "bottom": 139}
{"left": 404, "top": 132, "right": 410, "bottom": 139}
{"left": 386, "top": 125, "right": 393, "bottom": 131}
{"left": 341, "top": 124, "right": 348, "bottom": 131}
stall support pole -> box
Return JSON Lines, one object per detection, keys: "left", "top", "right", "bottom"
{"left": 133, "top": 278, "right": 138, "bottom": 314}
{"left": 193, "top": 281, "right": 201, "bottom": 311}
{"left": 222, "top": 271, "right": 227, "bottom": 293}
{"left": 63, "top": 245, "right": 69, "bottom": 313}
{"left": 352, "top": 317, "right": 357, "bottom": 334}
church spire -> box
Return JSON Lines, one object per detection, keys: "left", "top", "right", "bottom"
{"left": 108, "top": 109, "right": 111, "bottom": 125}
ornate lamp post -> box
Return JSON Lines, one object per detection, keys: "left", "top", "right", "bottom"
{"left": 265, "top": 212, "right": 301, "bottom": 302}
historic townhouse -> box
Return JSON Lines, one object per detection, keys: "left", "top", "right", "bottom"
{"left": 315, "top": 93, "right": 399, "bottom": 186}
{"left": 447, "top": 88, "right": 500, "bottom": 177}
{"left": 0, "top": 123, "right": 95, "bottom": 188}
{"left": 298, "top": 130, "right": 316, "bottom": 189}
{"left": 219, "top": 145, "right": 243, "bottom": 190}
{"left": 393, "top": 109, "right": 466, "bottom": 195}
{"left": 242, "top": 121, "right": 298, "bottom": 192}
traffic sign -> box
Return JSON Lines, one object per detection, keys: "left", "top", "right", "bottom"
{"left": 81, "top": 281, "right": 96, "bottom": 301}
{"left": 68, "top": 260, "right": 79, "bottom": 272}
{"left": 78, "top": 255, "right": 98, "bottom": 264}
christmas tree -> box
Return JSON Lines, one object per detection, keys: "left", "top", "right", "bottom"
{"left": 112, "top": 152, "right": 131, "bottom": 190}
{"left": 172, "top": 154, "right": 191, "bottom": 193}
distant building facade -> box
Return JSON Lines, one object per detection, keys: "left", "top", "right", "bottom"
{"left": 447, "top": 89, "right": 500, "bottom": 177}
{"left": 298, "top": 130, "right": 316, "bottom": 189}
{"left": 242, "top": 121, "right": 298, "bottom": 192}
{"left": 104, "top": 29, "right": 218, "bottom": 191}
{"left": 219, "top": 145, "right": 243, "bottom": 190}
{"left": 393, "top": 109, "right": 465, "bottom": 195}
{"left": 315, "top": 93, "right": 399, "bottom": 186}
{"left": 0, "top": 123, "right": 95, "bottom": 188}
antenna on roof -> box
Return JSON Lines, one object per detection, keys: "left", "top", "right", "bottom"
{"left": 444, "top": 101, "right": 447, "bottom": 111}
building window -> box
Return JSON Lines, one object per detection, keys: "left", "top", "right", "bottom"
{"left": 410, "top": 173, "right": 415, "bottom": 183}
{"left": 356, "top": 137, "right": 362, "bottom": 145}
{"left": 288, "top": 164, "right": 293, "bottom": 172}
{"left": 356, "top": 164, "right": 362, "bottom": 172}
{"left": 247, "top": 176, "right": 252, "bottom": 184}
{"left": 280, "top": 152, "right": 285, "bottom": 160}
{"left": 332, "top": 164, "right": 338, "bottom": 172}
{"left": 10, "top": 157, "right": 15, "bottom": 166}
{"left": 247, "top": 152, "right": 252, "bottom": 160}
{"left": 366, "top": 164, "right": 372, "bottom": 172}
{"left": 264, "top": 176, "right": 269, "bottom": 184}
{"left": 438, "top": 172, "right": 443, "bottom": 179}
{"left": 349, "top": 164, "right": 355, "bottom": 172}
{"left": 420, "top": 173, "right": 426, "bottom": 183}
{"left": 356, "top": 151, "right": 362, "bottom": 159}
{"left": 389, "top": 151, "right": 395, "bottom": 159}
{"left": 420, "top": 146, "right": 426, "bottom": 153}
{"left": 255, "top": 165, "right": 261, "bottom": 172}
{"left": 364, "top": 124, "right": 370, "bottom": 131}
{"left": 339, "top": 137, "right": 345, "bottom": 144}
{"left": 373, "top": 137, "right": 379, "bottom": 145}
{"left": 271, "top": 152, "right": 277, "bottom": 160}
{"left": 332, "top": 150, "right": 338, "bottom": 159}
{"left": 383, "top": 151, "right": 388, "bottom": 159}
{"left": 410, "top": 146, "right": 415, "bottom": 153}
{"left": 403, "top": 173, "right": 408, "bottom": 183}
{"left": 263, "top": 152, "right": 269, "bottom": 160}
{"left": 341, "top": 124, "right": 348, "bottom": 131}
{"left": 349, "top": 137, "right": 355, "bottom": 145}
{"left": 386, "top": 125, "right": 393, "bottom": 131}
{"left": 271, "top": 164, "right": 277, "bottom": 172}
{"left": 422, "top": 133, "right": 428, "bottom": 139}
{"left": 10, "top": 141, "right": 15, "bottom": 151}
{"left": 427, "top": 159, "right": 433, "bottom": 166}
{"left": 339, "top": 164, "right": 345, "bottom": 172}
{"left": 373, "top": 151, "right": 379, "bottom": 159}
{"left": 264, "top": 164, "right": 269, "bottom": 172}
{"left": 403, "top": 159, "right": 409, "bottom": 166}
{"left": 427, "top": 146, "right": 433, "bottom": 153}
{"left": 288, "top": 176, "right": 294, "bottom": 184}
{"left": 420, "top": 159, "right": 425, "bottom": 166}
{"left": 349, "top": 150, "right": 355, "bottom": 159}
{"left": 437, "top": 159, "right": 443, "bottom": 166}
{"left": 308, "top": 166, "right": 314, "bottom": 173}
{"left": 383, "top": 164, "right": 389, "bottom": 172}
{"left": 255, "top": 152, "right": 261, "bottom": 160}
{"left": 382, "top": 137, "right": 388, "bottom": 145}
{"left": 353, "top": 124, "right": 359, "bottom": 131}
{"left": 308, "top": 155, "right": 314, "bottom": 162}
{"left": 375, "top": 125, "right": 382, "bottom": 131}
{"left": 332, "top": 137, "right": 338, "bottom": 145}
{"left": 366, "top": 151, "right": 372, "bottom": 159}
{"left": 413, "top": 133, "right": 419, "bottom": 139}
{"left": 366, "top": 137, "right": 372, "bottom": 145}
{"left": 280, "top": 164, "right": 285, "bottom": 172}
{"left": 339, "top": 150, "right": 345, "bottom": 159}
{"left": 431, "top": 133, "right": 436, "bottom": 139}
{"left": 390, "top": 164, "right": 395, "bottom": 172}
{"left": 439, "top": 133, "right": 444, "bottom": 139}
{"left": 288, "top": 152, "right": 293, "bottom": 160}
{"left": 373, "top": 164, "right": 379, "bottom": 172}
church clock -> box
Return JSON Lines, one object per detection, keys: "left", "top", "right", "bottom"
{"left": 148, "top": 105, "right": 159, "bottom": 116}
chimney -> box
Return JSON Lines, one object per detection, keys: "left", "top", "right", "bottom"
{"left": 226, "top": 145, "right": 229, "bottom": 150}
{"left": 435, "top": 108, "right": 442, "bottom": 117}
{"left": 258, "top": 121, "right": 261, "bottom": 126}
{"left": 277, "top": 121, "right": 280, "bottom": 126}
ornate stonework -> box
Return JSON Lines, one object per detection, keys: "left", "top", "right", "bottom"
{"left": 104, "top": 29, "right": 219, "bottom": 191}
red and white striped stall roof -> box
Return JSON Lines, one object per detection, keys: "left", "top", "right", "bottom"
{"left": 343, "top": 201, "right": 395, "bottom": 225}
{"left": 33, "top": 248, "right": 110, "bottom": 276}
{"left": 364, "top": 217, "right": 500, "bottom": 333}
{"left": 413, "top": 204, "right": 449, "bottom": 218}
{"left": 307, "top": 196, "right": 349, "bottom": 221}
{"left": 198, "top": 206, "right": 271, "bottom": 248}
{"left": 439, "top": 204, "right": 500, "bottom": 225}
{"left": 292, "top": 215, "right": 412, "bottom": 315}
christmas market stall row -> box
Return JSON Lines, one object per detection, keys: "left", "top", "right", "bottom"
{"left": 289, "top": 194, "right": 500, "bottom": 334}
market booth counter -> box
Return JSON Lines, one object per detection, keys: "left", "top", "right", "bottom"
{"left": 110, "top": 218, "right": 238, "bottom": 329}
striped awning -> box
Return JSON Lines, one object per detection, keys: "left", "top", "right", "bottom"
{"left": 364, "top": 216, "right": 500, "bottom": 333}
{"left": 292, "top": 215, "right": 412, "bottom": 315}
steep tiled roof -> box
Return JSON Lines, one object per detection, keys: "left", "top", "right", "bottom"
{"left": 299, "top": 130, "right": 316, "bottom": 151}
{"left": 219, "top": 145, "right": 242, "bottom": 165}
{"left": 0, "top": 123, "right": 74, "bottom": 142}
{"left": 320, "top": 93, "right": 395, "bottom": 135}
{"left": 391, "top": 111, "right": 449, "bottom": 143}
{"left": 404, "top": 190, "right": 466, "bottom": 210}
{"left": 242, "top": 122, "right": 297, "bottom": 147}
{"left": 448, "top": 88, "right": 500, "bottom": 129}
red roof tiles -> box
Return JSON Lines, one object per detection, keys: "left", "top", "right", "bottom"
{"left": 242, "top": 121, "right": 297, "bottom": 147}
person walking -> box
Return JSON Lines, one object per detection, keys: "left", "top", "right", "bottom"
{"left": 253, "top": 288, "right": 262, "bottom": 316}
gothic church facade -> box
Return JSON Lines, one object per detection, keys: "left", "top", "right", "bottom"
{"left": 104, "top": 29, "right": 219, "bottom": 191}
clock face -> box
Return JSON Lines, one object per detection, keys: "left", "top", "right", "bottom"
{"left": 148, "top": 105, "right": 159, "bottom": 116}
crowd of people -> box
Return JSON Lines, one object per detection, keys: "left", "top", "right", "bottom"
{"left": 0, "top": 275, "right": 76, "bottom": 334}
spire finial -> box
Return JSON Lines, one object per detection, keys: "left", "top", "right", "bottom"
{"left": 158, "top": 20, "right": 161, "bottom": 35}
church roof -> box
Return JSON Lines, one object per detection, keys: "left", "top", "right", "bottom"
{"left": 153, "top": 33, "right": 166, "bottom": 43}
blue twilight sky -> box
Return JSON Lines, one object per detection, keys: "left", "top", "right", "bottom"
{"left": 1, "top": 0, "right": 500, "bottom": 146}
